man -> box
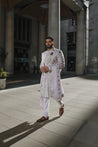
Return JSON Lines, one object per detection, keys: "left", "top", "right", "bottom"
{"left": 37, "top": 36, "right": 65, "bottom": 122}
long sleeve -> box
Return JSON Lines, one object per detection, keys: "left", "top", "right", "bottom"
{"left": 57, "top": 50, "right": 65, "bottom": 69}
{"left": 40, "top": 52, "right": 52, "bottom": 72}
{"left": 40, "top": 53, "right": 44, "bottom": 69}
{"left": 47, "top": 63, "right": 52, "bottom": 72}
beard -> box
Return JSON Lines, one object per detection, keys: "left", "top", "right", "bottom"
{"left": 46, "top": 45, "right": 53, "bottom": 49}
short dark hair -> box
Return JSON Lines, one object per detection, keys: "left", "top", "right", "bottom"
{"left": 45, "top": 36, "right": 54, "bottom": 41}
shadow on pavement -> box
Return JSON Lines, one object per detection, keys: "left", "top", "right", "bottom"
{"left": 67, "top": 109, "right": 98, "bottom": 147}
{"left": 0, "top": 116, "right": 60, "bottom": 147}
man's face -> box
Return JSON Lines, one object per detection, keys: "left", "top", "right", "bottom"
{"left": 45, "top": 39, "right": 54, "bottom": 49}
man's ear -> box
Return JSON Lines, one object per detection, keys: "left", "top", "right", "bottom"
{"left": 52, "top": 42, "right": 54, "bottom": 45}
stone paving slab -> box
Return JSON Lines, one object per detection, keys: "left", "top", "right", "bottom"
{"left": 0, "top": 76, "right": 98, "bottom": 147}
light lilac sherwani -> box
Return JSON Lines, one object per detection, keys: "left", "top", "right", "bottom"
{"left": 40, "top": 47, "right": 65, "bottom": 109}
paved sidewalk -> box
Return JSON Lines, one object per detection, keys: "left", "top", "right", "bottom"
{"left": 0, "top": 75, "right": 98, "bottom": 147}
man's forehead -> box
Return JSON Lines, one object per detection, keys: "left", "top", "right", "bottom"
{"left": 45, "top": 39, "right": 52, "bottom": 42}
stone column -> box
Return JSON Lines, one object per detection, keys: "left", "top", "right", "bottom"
{"left": 5, "top": 10, "right": 14, "bottom": 75}
{"left": 48, "top": 0, "right": 60, "bottom": 49}
{"left": 76, "top": 10, "right": 85, "bottom": 75}
{"left": 88, "top": 0, "right": 98, "bottom": 73}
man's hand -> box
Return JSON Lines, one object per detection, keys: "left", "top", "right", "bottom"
{"left": 41, "top": 66, "right": 49, "bottom": 73}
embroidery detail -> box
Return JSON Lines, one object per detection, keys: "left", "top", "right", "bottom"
{"left": 50, "top": 52, "right": 53, "bottom": 55}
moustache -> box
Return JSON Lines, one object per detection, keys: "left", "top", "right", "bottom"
{"left": 46, "top": 45, "right": 53, "bottom": 49}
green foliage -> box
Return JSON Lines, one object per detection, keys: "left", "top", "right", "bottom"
{"left": 0, "top": 68, "right": 8, "bottom": 79}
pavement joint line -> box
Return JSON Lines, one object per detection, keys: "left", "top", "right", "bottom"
{"left": 0, "top": 84, "right": 39, "bottom": 93}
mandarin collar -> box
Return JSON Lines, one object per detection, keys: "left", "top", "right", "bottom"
{"left": 47, "top": 47, "right": 55, "bottom": 51}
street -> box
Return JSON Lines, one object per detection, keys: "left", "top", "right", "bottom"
{"left": 0, "top": 75, "right": 98, "bottom": 147}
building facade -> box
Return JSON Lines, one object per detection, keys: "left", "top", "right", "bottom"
{"left": 0, "top": 0, "right": 87, "bottom": 76}
{"left": 88, "top": 0, "right": 98, "bottom": 73}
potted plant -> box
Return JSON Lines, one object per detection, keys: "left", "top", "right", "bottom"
{"left": 0, "top": 68, "right": 8, "bottom": 90}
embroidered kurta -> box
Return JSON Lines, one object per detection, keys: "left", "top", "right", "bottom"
{"left": 40, "top": 47, "right": 65, "bottom": 108}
